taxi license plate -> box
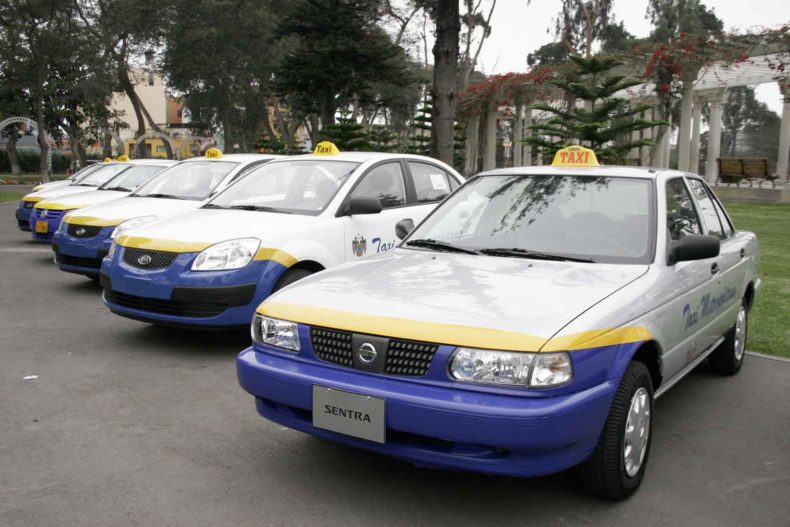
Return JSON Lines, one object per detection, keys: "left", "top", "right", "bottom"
{"left": 35, "top": 221, "right": 48, "bottom": 233}
{"left": 312, "top": 386, "right": 385, "bottom": 444}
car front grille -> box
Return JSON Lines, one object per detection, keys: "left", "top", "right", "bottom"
{"left": 34, "top": 209, "right": 64, "bottom": 221}
{"left": 104, "top": 289, "right": 227, "bottom": 317}
{"left": 122, "top": 247, "right": 179, "bottom": 270}
{"left": 55, "top": 249, "right": 108, "bottom": 269}
{"left": 67, "top": 224, "right": 103, "bottom": 238}
{"left": 309, "top": 327, "right": 438, "bottom": 376}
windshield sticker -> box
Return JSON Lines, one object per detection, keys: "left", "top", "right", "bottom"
{"left": 683, "top": 286, "right": 736, "bottom": 331}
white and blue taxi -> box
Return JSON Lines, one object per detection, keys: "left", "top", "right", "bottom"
{"left": 52, "top": 151, "right": 278, "bottom": 278}
{"left": 28, "top": 159, "right": 175, "bottom": 242}
{"left": 236, "top": 146, "right": 759, "bottom": 499}
{"left": 100, "top": 142, "right": 464, "bottom": 328}
{"left": 16, "top": 161, "right": 115, "bottom": 231}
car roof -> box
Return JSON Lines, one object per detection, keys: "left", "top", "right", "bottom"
{"left": 179, "top": 153, "right": 281, "bottom": 163}
{"left": 478, "top": 165, "right": 689, "bottom": 180}
{"left": 280, "top": 152, "right": 452, "bottom": 164}
{"left": 126, "top": 159, "right": 178, "bottom": 166}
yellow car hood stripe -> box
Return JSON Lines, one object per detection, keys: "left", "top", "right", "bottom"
{"left": 117, "top": 235, "right": 296, "bottom": 267}
{"left": 35, "top": 202, "right": 84, "bottom": 211}
{"left": 66, "top": 215, "right": 125, "bottom": 227}
{"left": 257, "top": 301, "right": 651, "bottom": 353}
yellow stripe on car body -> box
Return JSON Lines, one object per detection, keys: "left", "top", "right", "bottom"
{"left": 34, "top": 202, "right": 85, "bottom": 211}
{"left": 65, "top": 215, "right": 126, "bottom": 227}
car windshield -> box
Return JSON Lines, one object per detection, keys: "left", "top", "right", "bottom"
{"left": 205, "top": 160, "right": 358, "bottom": 215}
{"left": 407, "top": 174, "right": 654, "bottom": 264}
{"left": 99, "top": 164, "right": 169, "bottom": 192}
{"left": 133, "top": 160, "right": 240, "bottom": 200}
{"left": 71, "top": 163, "right": 132, "bottom": 187}
{"left": 69, "top": 163, "right": 103, "bottom": 182}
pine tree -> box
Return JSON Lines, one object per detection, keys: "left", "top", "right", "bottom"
{"left": 524, "top": 55, "right": 663, "bottom": 164}
{"left": 407, "top": 96, "right": 432, "bottom": 156}
{"left": 319, "top": 110, "right": 371, "bottom": 151}
{"left": 367, "top": 125, "right": 398, "bottom": 152}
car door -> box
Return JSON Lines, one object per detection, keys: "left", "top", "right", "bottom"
{"left": 659, "top": 177, "right": 721, "bottom": 379}
{"left": 341, "top": 161, "right": 411, "bottom": 261}
{"left": 686, "top": 178, "right": 744, "bottom": 342}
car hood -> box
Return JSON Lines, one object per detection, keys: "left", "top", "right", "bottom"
{"left": 66, "top": 197, "right": 202, "bottom": 227}
{"left": 116, "top": 208, "right": 320, "bottom": 251}
{"left": 34, "top": 180, "right": 71, "bottom": 192}
{"left": 23, "top": 185, "right": 101, "bottom": 201}
{"left": 36, "top": 190, "right": 129, "bottom": 210}
{"left": 261, "top": 248, "right": 649, "bottom": 352}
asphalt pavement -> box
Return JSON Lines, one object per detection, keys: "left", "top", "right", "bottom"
{"left": 1, "top": 201, "right": 788, "bottom": 527}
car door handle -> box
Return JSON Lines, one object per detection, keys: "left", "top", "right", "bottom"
{"left": 739, "top": 248, "right": 746, "bottom": 258}
{"left": 711, "top": 262, "right": 720, "bottom": 275}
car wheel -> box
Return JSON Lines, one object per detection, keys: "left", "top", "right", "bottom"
{"left": 272, "top": 268, "right": 314, "bottom": 293}
{"left": 581, "top": 360, "right": 654, "bottom": 500}
{"left": 708, "top": 300, "right": 747, "bottom": 376}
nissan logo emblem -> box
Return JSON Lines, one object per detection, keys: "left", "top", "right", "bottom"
{"left": 357, "top": 342, "right": 377, "bottom": 364}
{"left": 75, "top": 227, "right": 86, "bottom": 236}
{"left": 137, "top": 254, "right": 153, "bottom": 265}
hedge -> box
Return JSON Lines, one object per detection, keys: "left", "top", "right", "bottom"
{"left": 0, "top": 149, "right": 103, "bottom": 174}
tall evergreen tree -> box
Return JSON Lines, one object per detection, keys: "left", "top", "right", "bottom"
{"left": 525, "top": 55, "right": 662, "bottom": 164}
{"left": 319, "top": 111, "right": 371, "bottom": 151}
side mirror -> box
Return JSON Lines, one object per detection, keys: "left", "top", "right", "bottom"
{"left": 395, "top": 218, "right": 415, "bottom": 240}
{"left": 667, "top": 234, "right": 720, "bottom": 265}
{"left": 347, "top": 196, "right": 382, "bottom": 215}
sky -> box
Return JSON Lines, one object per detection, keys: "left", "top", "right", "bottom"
{"left": 465, "top": 0, "right": 790, "bottom": 114}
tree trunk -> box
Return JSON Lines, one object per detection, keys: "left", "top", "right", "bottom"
{"left": 271, "top": 96, "right": 294, "bottom": 148}
{"left": 6, "top": 128, "right": 22, "bottom": 176}
{"left": 429, "top": 0, "right": 460, "bottom": 164}
{"left": 221, "top": 110, "right": 234, "bottom": 152}
{"left": 320, "top": 89, "right": 336, "bottom": 131}
{"left": 103, "top": 128, "right": 113, "bottom": 158}
{"left": 33, "top": 92, "right": 50, "bottom": 182}
{"left": 118, "top": 61, "right": 146, "bottom": 138}
{"left": 76, "top": 140, "right": 87, "bottom": 168}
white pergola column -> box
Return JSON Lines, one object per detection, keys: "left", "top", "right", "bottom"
{"left": 464, "top": 113, "right": 480, "bottom": 176}
{"left": 483, "top": 104, "right": 498, "bottom": 171}
{"left": 704, "top": 89, "right": 726, "bottom": 183}
{"left": 689, "top": 97, "right": 703, "bottom": 174}
{"left": 640, "top": 108, "right": 652, "bottom": 167}
{"left": 523, "top": 108, "right": 533, "bottom": 166}
{"left": 777, "top": 82, "right": 790, "bottom": 180}
{"left": 676, "top": 82, "right": 694, "bottom": 172}
{"left": 513, "top": 104, "right": 523, "bottom": 167}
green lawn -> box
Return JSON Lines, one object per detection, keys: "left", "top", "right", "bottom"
{"left": 725, "top": 202, "right": 790, "bottom": 358}
{"left": 0, "top": 190, "right": 25, "bottom": 203}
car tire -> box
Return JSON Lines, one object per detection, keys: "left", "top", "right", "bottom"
{"left": 272, "top": 268, "right": 314, "bottom": 293}
{"left": 708, "top": 300, "right": 747, "bottom": 376}
{"left": 580, "top": 360, "right": 654, "bottom": 500}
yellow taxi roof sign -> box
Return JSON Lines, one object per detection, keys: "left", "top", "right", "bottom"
{"left": 204, "top": 147, "right": 223, "bottom": 159}
{"left": 116, "top": 154, "right": 130, "bottom": 162}
{"left": 103, "top": 157, "right": 113, "bottom": 163}
{"left": 551, "top": 145, "right": 599, "bottom": 167}
{"left": 313, "top": 141, "right": 340, "bottom": 156}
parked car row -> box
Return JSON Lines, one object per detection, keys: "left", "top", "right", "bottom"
{"left": 14, "top": 144, "right": 759, "bottom": 500}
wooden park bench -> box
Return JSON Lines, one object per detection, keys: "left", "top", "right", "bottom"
{"left": 717, "top": 158, "right": 778, "bottom": 188}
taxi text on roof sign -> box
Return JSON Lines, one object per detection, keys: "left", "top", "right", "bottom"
{"left": 103, "top": 157, "right": 113, "bottom": 163}
{"left": 204, "top": 147, "right": 223, "bottom": 159}
{"left": 551, "top": 145, "right": 599, "bottom": 167}
{"left": 116, "top": 154, "right": 130, "bottom": 162}
{"left": 313, "top": 141, "right": 340, "bottom": 156}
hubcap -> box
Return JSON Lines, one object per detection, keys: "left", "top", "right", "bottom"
{"left": 734, "top": 306, "right": 747, "bottom": 361}
{"left": 623, "top": 387, "right": 651, "bottom": 477}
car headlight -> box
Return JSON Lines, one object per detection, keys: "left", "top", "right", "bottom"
{"left": 191, "top": 238, "right": 260, "bottom": 271}
{"left": 110, "top": 216, "right": 157, "bottom": 239}
{"left": 449, "top": 348, "right": 572, "bottom": 388}
{"left": 108, "top": 239, "right": 118, "bottom": 259}
{"left": 57, "top": 212, "right": 74, "bottom": 234}
{"left": 251, "top": 314, "right": 300, "bottom": 352}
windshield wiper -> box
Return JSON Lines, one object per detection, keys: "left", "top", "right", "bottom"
{"left": 143, "top": 193, "right": 186, "bottom": 200}
{"left": 228, "top": 204, "right": 292, "bottom": 213}
{"left": 479, "top": 248, "right": 594, "bottom": 263}
{"left": 405, "top": 238, "right": 478, "bottom": 255}
{"left": 101, "top": 186, "right": 133, "bottom": 192}
{"left": 74, "top": 183, "right": 96, "bottom": 187}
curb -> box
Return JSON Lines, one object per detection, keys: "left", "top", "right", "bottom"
{"left": 746, "top": 351, "right": 790, "bottom": 364}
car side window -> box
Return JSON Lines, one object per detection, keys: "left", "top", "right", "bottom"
{"left": 686, "top": 178, "right": 725, "bottom": 239}
{"left": 231, "top": 161, "right": 267, "bottom": 183}
{"left": 705, "top": 183, "right": 734, "bottom": 237}
{"left": 666, "top": 178, "right": 701, "bottom": 241}
{"left": 351, "top": 162, "right": 407, "bottom": 208}
{"left": 408, "top": 162, "right": 453, "bottom": 203}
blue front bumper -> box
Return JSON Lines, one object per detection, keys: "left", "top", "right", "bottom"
{"left": 52, "top": 227, "right": 114, "bottom": 276}
{"left": 101, "top": 245, "right": 289, "bottom": 328}
{"left": 29, "top": 209, "right": 68, "bottom": 243}
{"left": 16, "top": 202, "right": 34, "bottom": 231}
{"left": 237, "top": 342, "right": 619, "bottom": 478}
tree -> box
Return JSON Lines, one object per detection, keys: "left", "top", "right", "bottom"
{"left": 459, "top": 0, "right": 497, "bottom": 90}
{"left": 647, "top": 0, "right": 723, "bottom": 43}
{"left": 554, "top": 0, "right": 615, "bottom": 58}
{"left": 525, "top": 55, "right": 662, "bottom": 163}
{"left": 274, "top": 0, "right": 412, "bottom": 130}
{"left": 319, "top": 110, "right": 371, "bottom": 151}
